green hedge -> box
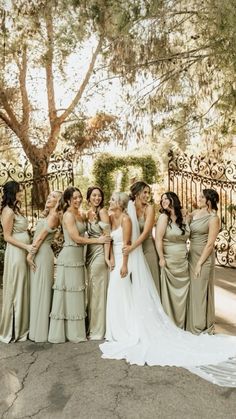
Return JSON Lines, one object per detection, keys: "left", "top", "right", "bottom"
{"left": 93, "top": 153, "right": 158, "bottom": 204}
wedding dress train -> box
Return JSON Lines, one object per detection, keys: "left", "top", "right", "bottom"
{"left": 100, "top": 201, "right": 236, "bottom": 387}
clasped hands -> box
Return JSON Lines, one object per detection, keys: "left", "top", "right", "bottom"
{"left": 26, "top": 244, "right": 37, "bottom": 272}
{"left": 98, "top": 234, "right": 111, "bottom": 244}
{"left": 122, "top": 244, "right": 132, "bottom": 256}
{"left": 25, "top": 244, "right": 37, "bottom": 255}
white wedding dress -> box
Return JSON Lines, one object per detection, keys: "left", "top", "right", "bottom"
{"left": 100, "top": 201, "right": 236, "bottom": 387}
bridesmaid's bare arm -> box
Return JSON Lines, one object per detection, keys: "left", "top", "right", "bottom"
{"left": 27, "top": 213, "right": 60, "bottom": 271}
{"left": 64, "top": 212, "right": 110, "bottom": 245}
{"left": 2, "top": 207, "right": 32, "bottom": 253}
{"left": 32, "top": 213, "right": 60, "bottom": 252}
{"left": 194, "top": 216, "right": 220, "bottom": 277}
{"left": 120, "top": 215, "right": 132, "bottom": 278}
{"left": 99, "top": 207, "right": 111, "bottom": 267}
{"left": 123, "top": 204, "right": 155, "bottom": 255}
{"left": 155, "top": 213, "right": 168, "bottom": 268}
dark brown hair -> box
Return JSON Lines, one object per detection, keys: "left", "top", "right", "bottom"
{"left": 59, "top": 187, "right": 83, "bottom": 213}
{"left": 1, "top": 181, "right": 22, "bottom": 214}
{"left": 129, "top": 181, "right": 151, "bottom": 201}
{"left": 160, "top": 191, "right": 185, "bottom": 235}
{"left": 86, "top": 186, "right": 104, "bottom": 208}
{"left": 203, "top": 189, "right": 219, "bottom": 211}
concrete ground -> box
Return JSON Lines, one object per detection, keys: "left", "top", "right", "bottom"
{"left": 0, "top": 266, "right": 236, "bottom": 419}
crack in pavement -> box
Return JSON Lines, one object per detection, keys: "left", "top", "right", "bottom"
{"left": 112, "top": 391, "right": 125, "bottom": 419}
{"left": 0, "top": 350, "right": 29, "bottom": 362}
{"left": 2, "top": 351, "right": 39, "bottom": 419}
{"left": 38, "top": 360, "right": 53, "bottom": 376}
{"left": 17, "top": 403, "right": 52, "bottom": 419}
{"left": 110, "top": 364, "right": 135, "bottom": 419}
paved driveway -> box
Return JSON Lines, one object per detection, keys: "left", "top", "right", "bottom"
{"left": 0, "top": 267, "right": 235, "bottom": 419}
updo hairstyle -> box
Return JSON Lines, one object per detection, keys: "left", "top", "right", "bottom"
{"left": 59, "top": 187, "right": 83, "bottom": 213}
{"left": 203, "top": 189, "right": 219, "bottom": 211}
{"left": 129, "top": 181, "right": 150, "bottom": 201}
{"left": 113, "top": 192, "right": 129, "bottom": 211}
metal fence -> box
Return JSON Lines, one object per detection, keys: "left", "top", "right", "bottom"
{"left": 0, "top": 150, "right": 74, "bottom": 266}
{"left": 168, "top": 151, "right": 236, "bottom": 268}
{"left": 0, "top": 150, "right": 74, "bottom": 225}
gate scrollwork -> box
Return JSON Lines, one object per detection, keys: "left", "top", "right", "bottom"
{"left": 168, "top": 151, "right": 236, "bottom": 268}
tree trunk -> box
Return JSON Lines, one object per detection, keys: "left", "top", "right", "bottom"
{"left": 31, "top": 157, "right": 50, "bottom": 210}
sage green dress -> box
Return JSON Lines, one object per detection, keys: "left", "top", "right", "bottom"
{"left": 29, "top": 218, "right": 56, "bottom": 342}
{"left": 138, "top": 217, "right": 160, "bottom": 295}
{"left": 86, "top": 221, "right": 109, "bottom": 340}
{"left": 160, "top": 223, "right": 190, "bottom": 329}
{"left": 0, "top": 213, "right": 30, "bottom": 343}
{"left": 48, "top": 219, "right": 86, "bottom": 343}
{"left": 186, "top": 214, "right": 216, "bottom": 335}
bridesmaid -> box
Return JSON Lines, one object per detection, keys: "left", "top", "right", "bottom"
{"left": 122, "top": 181, "right": 160, "bottom": 294}
{"left": 155, "top": 192, "right": 190, "bottom": 329}
{"left": 48, "top": 187, "right": 110, "bottom": 343}
{"left": 27, "top": 190, "right": 62, "bottom": 342}
{"left": 186, "top": 189, "right": 220, "bottom": 335}
{"left": 86, "top": 186, "right": 110, "bottom": 340}
{"left": 0, "top": 181, "right": 34, "bottom": 343}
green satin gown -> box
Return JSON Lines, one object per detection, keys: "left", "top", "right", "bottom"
{"left": 160, "top": 223, "right": 190, "bottom": 329}
{"left": 29, "top": 218, "right": 57, "bottom": 342}
{"left": 0, "top": 213, "right": 30, "bottom": 343}
{"left": 186, "top": 214, "right": 216, "bottom": 335}
{"left": 86, "top": 221, "right": 109, "bottom": 340}
{"left": 138, "top": 217, "right": 160, "bottom": 295}
{"left": 48, "top": 220, "right": 87, "bottom": 343}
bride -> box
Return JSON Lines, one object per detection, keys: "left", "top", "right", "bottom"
{"left": 100, "top": 192, "right": 236, "bottom": 387}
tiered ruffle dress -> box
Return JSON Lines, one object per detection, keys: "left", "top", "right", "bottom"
{"left": 48, "top": 220, "right": 87, "bottom": 343}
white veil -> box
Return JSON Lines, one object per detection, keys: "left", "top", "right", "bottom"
{"left": 100, "top": 200, "right": 236, "bottom": 387}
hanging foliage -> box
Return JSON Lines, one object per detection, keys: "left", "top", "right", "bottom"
{"left": 93, "top": 153, "right": 158, "bottom": 203}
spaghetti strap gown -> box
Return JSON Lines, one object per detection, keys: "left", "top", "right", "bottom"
{"left": 86, "top": 221, "right": 109, "bottom": 340}
{"left": 29, "top": 218, "right": 57, "bottom": 342}
{"left": 186, "top": 214, "right": 216, "bottom": 334}
{"left": 105, "top": 226, "right": 133, "bottom": 342}
{"left": 0, "top": 213, "right": 30, "bottom": 343}
{"left": 48, "top": 220, "right": 87, "bottom": 343}
{"left": 160, "top": 223, "right": 190, "bottom": 329}
{"left": 138, "top": 217, "right": 160, "bottom": 294}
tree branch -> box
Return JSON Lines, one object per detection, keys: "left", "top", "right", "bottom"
{"left": 0, "top": 91, "right": 21, "bottom": 137}
{"left": 58, "top": 36, "right": 104, "bottom": 125}
{"left": 45, "top": 4, "right": 57, "bottom": 129}
{"left": 17, "top": 45, "right": 30, "bottom": 133}
{"left": 168, "top": 95, "right": 225, "bottom": 138}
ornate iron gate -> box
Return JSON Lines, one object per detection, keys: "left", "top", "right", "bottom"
{"left": 0, "top": 150, "right": 74, "bottom": 267}
{"left": 0, "top": 150, "right": 74, "bottom": 225}
{"left": 168, "top": 151, "right": 236, "bottom": 268}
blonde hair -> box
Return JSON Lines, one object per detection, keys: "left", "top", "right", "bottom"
{"left": 41, "top": 190, "right": 63, "bottom": 217}
{"left": 113, "top": 192, "right": 129, "bottom": 211}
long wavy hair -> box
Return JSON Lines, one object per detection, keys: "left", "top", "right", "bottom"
{"left": 59, "top": 187, "right": 83, "bottom": 213}
{"left": 86, "top": 186, "right": 104, "bottom": 220}
{"left": 203, "top": 189, "right": 219, "bottom": 211}
{"left": 129, "top": 181, "right": 151, "bottom": 201}
{"left": 160, "top": 192, "right": 185, "bottom": 235}
{"left": 1, "top": 181, "right": 22, "bottom": 214}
